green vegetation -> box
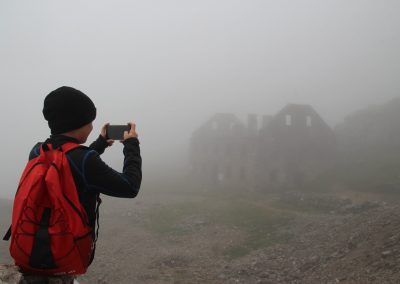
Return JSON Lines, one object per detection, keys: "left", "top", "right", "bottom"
{"left": 144, "top": 191, "right": 294, "bottom": 259}
{"left": 144, "top": 202, "right": 203, "bottom": 235}
{"left": 219, "top": 203, "right": 293, "bottom": 258}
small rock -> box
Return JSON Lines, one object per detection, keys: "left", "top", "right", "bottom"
{"left": 218, "top": 273, "right": 226, "bottom": 279}
{"left": 0, "top": 265, "right": 23, "bottom": 284}
{"left": 382, "top": 250, "right": 393, "bottom": 258}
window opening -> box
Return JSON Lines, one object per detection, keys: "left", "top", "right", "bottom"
{"left": 306, "top": 116, "right": 312, "bottom": 127}
{"left": 285, "top": 115, "right": 292, "bottom": 126}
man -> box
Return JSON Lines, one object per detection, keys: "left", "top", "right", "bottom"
{"left": 23, "top": 86, "right": 142, "bottom": 283}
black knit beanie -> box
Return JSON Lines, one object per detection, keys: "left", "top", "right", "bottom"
{"left": 43, "top": 86, "right": 97, "bottom": 134}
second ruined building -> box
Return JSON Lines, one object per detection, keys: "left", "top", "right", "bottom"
{"left": 189, "top": 104, "right": 336, "bottom": 190}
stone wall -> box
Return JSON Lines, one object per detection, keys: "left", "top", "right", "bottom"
{"left": 189, "top": 104, "right": 336, "bottom": 190}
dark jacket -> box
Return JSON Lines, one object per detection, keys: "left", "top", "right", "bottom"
{"left": 29, "top": 134, "right": 142, "bottom": 228}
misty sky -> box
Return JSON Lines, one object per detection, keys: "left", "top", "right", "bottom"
{"left": 1, "top": 0, "right": 399, "bottom": 198}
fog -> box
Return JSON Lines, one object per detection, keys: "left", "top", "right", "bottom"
{"left": 1, "top": 0, "right": 399, "bottom": 200}
{"left": 3, "top": 2, "right": 400, "bottom": 282}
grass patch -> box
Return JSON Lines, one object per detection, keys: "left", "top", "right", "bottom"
{"left": 144, "top": 192, "right": 294, "bottom": 258}
{"left": 144, "top": 202, "right": 202, "bottom": 235}
{"left": 214, "top": 200, "right": 293, "bottom": 258}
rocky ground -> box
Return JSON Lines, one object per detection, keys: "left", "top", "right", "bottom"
{"left": 226, "top": 204, "right": 400, "bottom": 283}
{"left": 78, "top": 190, "right": 400, "bottom": 284}
{"left": 2, "top": 190, "right": 400, "bottom": 284}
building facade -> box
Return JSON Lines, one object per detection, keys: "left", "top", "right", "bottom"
{"left": 189, "top": 104, "right": 336, "bottom": 190}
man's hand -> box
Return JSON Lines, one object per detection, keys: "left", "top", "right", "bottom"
{"left": 100, "top": 123, "right": 115, "bottom": 146}
{"left": 123, "top": 122, "right": 138, "bottom": 141}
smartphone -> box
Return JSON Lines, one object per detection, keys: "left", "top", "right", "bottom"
{"left": 106, "top": 125, "right": 131, "bottom": 140}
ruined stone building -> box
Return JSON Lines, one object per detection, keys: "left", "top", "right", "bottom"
{"left": 189, "top": 104, "right": 336, "bottom": 190}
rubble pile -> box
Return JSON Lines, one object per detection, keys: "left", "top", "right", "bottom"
{"left": 227, "top": 203, "right": 400, "bottom": 283}
{"left": 3, "top": 195, "right": 400, "bottom": 283}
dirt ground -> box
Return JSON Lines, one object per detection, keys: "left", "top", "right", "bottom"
{"left": 2, "top": 186, "right": 400, "bottom": 284}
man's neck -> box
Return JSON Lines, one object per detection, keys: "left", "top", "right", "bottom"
{"left": 50, "top": 134, "right": 81, "bottom": 143}
{"left": 59, "top": 130, "right": 82, "bottom": 143}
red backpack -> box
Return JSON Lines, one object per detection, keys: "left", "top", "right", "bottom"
{"left": 3, "top": 142, "right": 98, "bottom": 276}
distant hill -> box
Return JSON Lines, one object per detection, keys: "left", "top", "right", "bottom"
{"left": 336, "top": 97, "right": 400, "bottom": 159}
{"left": 324, "top": 97, "right": 400, "bottom": 192}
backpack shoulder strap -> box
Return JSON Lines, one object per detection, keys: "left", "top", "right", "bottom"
{"left": 60, "top": 142, "right": 82, "bottom": 153}
{"left": 3, "top": 225, "right": 11, "bottom": 241}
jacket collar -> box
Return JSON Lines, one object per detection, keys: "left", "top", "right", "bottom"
{"left": 45, "top": 134, "right": 81, "bottom": 148}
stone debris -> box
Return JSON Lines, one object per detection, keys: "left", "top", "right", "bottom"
{"left": 0, "top": 265, "right": 77, "bottom": 284}
{"left": 0, "top": 265, "right": 22, "bottom": 284}
{"left": 6, "top": 194, "right": 400, "bottom": 284}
